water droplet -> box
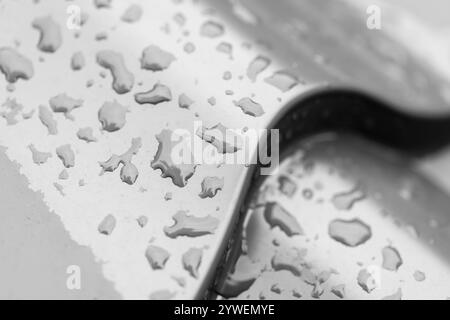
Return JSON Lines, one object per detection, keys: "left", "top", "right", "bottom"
{"left": 278, "top": 175, "right": 297, "bottom": 197}
{"left": 216, "top": 42, "right": 233, "bottom": 57}
{"left": 199, "top": 176, "right": 224, "bottom": 198}
{"left": 32, "top": 15, "right": 62, "bottom": 53}
{"left": 56, "top": 144, "right": 75, "bottom": 168}
{"left": 171, "top": 275, "right": 186, "bottom": 288}
{"left": 331, "top": 284, "right": 345, "bottom": 299}
{"left": 382, "top": 288, "right": 402, "bottom": 300}
{"left": 271, "top": 247, "right": 306, "bottom": 276}
{"left": 98, "top": 100, "right": 127, "bottom": 132}
{"left": 302, "top": 188, "right": 314, "bottom": 200}
{"left": 6, "top": 83, "right": 15, "bottom": 92}
{"left": 164, "top": 211, "right": 219, "bottom": 238}
{"left": 59, "top": 169, "right": 69, "bottom": 180}
{"left": 178, "top": 93, "right": 194, "bottom": 109}
{"left": 151, "top": 129, "right": 196, "bottom": 187}
{"left": 247, "top": 55, "right": 270, "bottom": 82}
{"left": 265, "top": 71, "right": 299, "bottom": 92}
{"left": 94, "top": 0, "right": 112, "bottom": 8}
{"left": 328, "top": 218, "right": 372, "bottom": 247}
{"left": 234, "top": 97, "right": 264, "bottom": 117}
{"left": 207, "top": 96, "right": 216, "bottom": 106}
{"left": 100, "top": 137, "right": 141, "bottom": 185}
{"left": 311, "top": 283, "right": 324, "bottom": 298}
{"left": 120, "top": 162, "right": 139, "bottom": 185}
{"left": 145, "top": 245, "right": 170, "bottom": 270}
{"left": 292, "top": 289, "right": 302, "bottom": 298}
{"left": 140, "top": 45, "right": 176, "bottom": 71}
{"left": 22, "top": 109, "right": 34, "bottom": 120}
{"left": 135, "top": 83, "right": 172, "bottom": 105}
{"left": 164, "top": 192, "right": 172, "bottom": 201}
{"left": 332, "top": 185, "right": 366, "bottom": 211}
{"left": 173, "top": 12, "right": 186, "bottom": 26}
{"left": 39, "top": 105, "right": 58, "bottom": 135}
{"left": 149, "top": 290, "right": 175, "bottom": 300}
{"left": 200, "top": 20, "right": 225, "bottom": 38}
{"left": 196, "top": 123, "right": 242, "bottom": 154}
{"left": 223, "top": 71, "right": 232, "bottom": 80}
{"left": 49, "top": 93, "right": 83, "bottom": 120}
{"left": 230, "top": 0, "right": 259, "bottom": 25}
{"left": 28, "top": 144, "right": 52, "bottom": 165}
{"left": 95, "top": 31, "right": 108, "bottom": 41}
{"left": 270, "top": 284, "right": 282, "bottom": 294}
{"left": 182, "top": 247, "right": 203, "bottom": 278}
{"left": 121, "top": 4, "right": 143, "bottom": 23}
{"left": 264, "top": 202, "right": 304, "bottom": 237}
{"left": 54, "top": 182, "right": 65, "bottom": 196}
{"left": 96, "top": 50, "right": 134, "bottom": 94}
{"left": 98, "top": 214, "right": 116, "bottom": 235}
{"left": 0, "top": 47, "right": 34, "bottom": 82}
{"left": 183, "top": 42, "right": 196, "bottom": 54}
{"left": 71, "top": 51, "right": 85, "bottom": 71}
{"left": 301, "top": 268, "right": 317, "bottom": 285}
{"left": 413, "top": 270, "right": 426, "bottom": 282}
{"left": 137, "top": 215, "right": 148, "bottom": 227}
{"left": 77, "top": 127, "right": 97, "bottom": 143}
{"left": 219, "top": 255, "right": 261, "bottom": 298}
{"left": 357, "top": 268, "right": 377, "bottom": 293}
{"left": 1, "top": 98, "right": 23, "bottom": 125}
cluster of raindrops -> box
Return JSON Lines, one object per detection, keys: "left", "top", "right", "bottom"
{"left": 0, "top": 0, "right": 307, "bottom": 300}
{"left": 213, "top": 135, "right": 442, "bottom": 300}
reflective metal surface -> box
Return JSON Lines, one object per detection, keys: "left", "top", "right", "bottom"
{"left": 0, "top": 0, "right": 449, "bottom": 299}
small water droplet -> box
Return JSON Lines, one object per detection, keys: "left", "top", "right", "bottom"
{"left": 332, "top": 185, "right": 366, "bottom": 211}
{"left": 247, "top": 55, "right": 270, "bottom": 82}
{"left": 264, "top": 202, "right": 303, "bottom": 237}
{"left": 145, "top": 245, "right": 170, "bottom": 270}
{"left": 97, "top": 50, "right": 134, "bottom": 94}
{"left": 265, "top": 71, "right": 299, "bottom": 92}
{"left": 98, "top": 214, "right": 116, "bottom": 235}
{"left": 135, "top": 83, "right": 172, "bottom": 105}
{"left": 381, "top": 246, "right": 403, "bottom": 271}
{"left": 200, "top": 20, "right": 225, "bottom": 38}
{"left": 140, "top": 45, "right": 176, "bottom": 71}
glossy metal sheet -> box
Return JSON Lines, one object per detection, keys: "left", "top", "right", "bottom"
{"left": 0, "top": 0, "right": 449, "bottom": 299}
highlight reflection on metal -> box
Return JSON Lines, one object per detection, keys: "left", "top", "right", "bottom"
{"left": 0, "top": 0, "right": 450, "bottom": 299}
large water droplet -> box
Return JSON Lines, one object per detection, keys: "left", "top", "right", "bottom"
{"left": 32, "top": 15, "right": 62, "bottom": 53}
{"left": 328, "top": 218, "right": 372, "bottom": 247}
